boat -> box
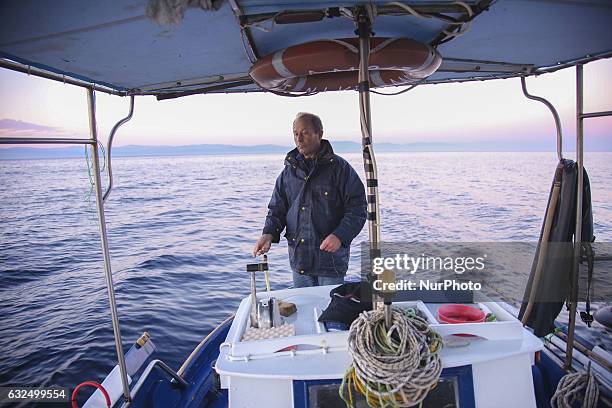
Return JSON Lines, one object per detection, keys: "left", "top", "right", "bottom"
{"left": 1, "top": 1, "right": 611, "bottom": 407}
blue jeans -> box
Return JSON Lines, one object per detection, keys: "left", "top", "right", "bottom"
{"left": 292, "top": 270, "right": 345, "bottom": 288}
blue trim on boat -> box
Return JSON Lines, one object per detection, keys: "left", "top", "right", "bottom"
{"left": 533, "top": 351, "right": 567, "bottom": 408}
{"left": 126, "top": 317, "right": 232, "bottom": 408}
{"left": 447, "top": 365, "right": 476, "bottom": 408}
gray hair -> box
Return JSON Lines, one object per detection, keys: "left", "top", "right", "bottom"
{"left": 294, "top": 112, "right": 323, "bottom": 134}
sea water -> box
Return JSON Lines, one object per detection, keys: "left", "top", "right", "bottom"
{"left": 0, "top": 152, "right": 610, "bottom": 389}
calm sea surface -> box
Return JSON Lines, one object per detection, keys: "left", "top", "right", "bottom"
{"left": 0, "top": 151, "right": 611, "bottom": 390}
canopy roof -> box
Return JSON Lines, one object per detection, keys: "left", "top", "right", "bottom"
{"left": 1, "top": 0, "right": 610, "bottom": 98}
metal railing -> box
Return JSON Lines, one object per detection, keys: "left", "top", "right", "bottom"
{"left": 103, "top": 95, "right": 135, "bottom": 202}
{"left": 87, "top": 88, "right": 131, "bottom": 400}
{"left": 0, "top": 137, "right": 95, "bottom": 145}
{"left": 565, "top": 64, "right": 612, "bottom": 370}
{"left": 520, "top": 76, "right": 563, "bottom": 161}
{"left": 0, "top": 89, "right": 133, "bottom": 401}
{"left": 0, "top": 58, "right": 124, "bottom": 96}
{"left": 120, "top": 360, "right": 188, "bottom": 407}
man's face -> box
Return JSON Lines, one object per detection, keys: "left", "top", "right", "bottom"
{"left": 293, "top": 117, "right": 322, "bottom": 158}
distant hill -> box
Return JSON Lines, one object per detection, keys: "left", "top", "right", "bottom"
{"left": 0, "top": 140, "right": 606, "bottom": 160}
{"left": 0, "top": 141, "right": 457, "bottom": 160}
{"left": 0, "top": 144, "right": 291, "bottom": 160}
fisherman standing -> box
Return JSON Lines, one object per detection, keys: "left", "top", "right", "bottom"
{"left": 253, "top": 112, "right": 367, "bottom": 287}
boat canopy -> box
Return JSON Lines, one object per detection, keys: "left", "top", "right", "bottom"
{"left": 1, "top": 0, "right": 611, "bottom": 97}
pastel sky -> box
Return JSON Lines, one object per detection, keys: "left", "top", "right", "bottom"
{"left": 0, "top": 58, "right": 610, "bottom": 151}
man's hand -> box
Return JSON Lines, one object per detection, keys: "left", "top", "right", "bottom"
{"left": 320, "top": 234, "right": 342, "bottom": 253}
{"left": 253, "top": 234, "right": 274, "bottom": 257}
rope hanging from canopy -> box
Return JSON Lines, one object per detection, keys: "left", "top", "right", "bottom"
{"left": 146, "top": 0, "right": 222, "bottom": 25}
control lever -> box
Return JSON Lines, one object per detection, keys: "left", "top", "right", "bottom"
{"left": 246, "top": 255, "right": 269, "bottom": 328}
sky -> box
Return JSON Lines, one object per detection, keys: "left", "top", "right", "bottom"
{"left": 0, "top": 58, "right": 610, "bottom": 151}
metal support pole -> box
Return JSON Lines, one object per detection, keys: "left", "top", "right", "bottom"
{"left": 520, "top": 77, "right": 563, "bottom": 161}
{"left": 250, "top": 270, "right": 258, "bottom": 328}
{"left": 0, "top": 59, "right": 124, "bottom": 96}
{"left": 103, "top": 95, "right": 135, "bottom": 202}
{"left": 358, "top": 31, "right": 373, "bottom": 145}
{"left": 0, "top": 137, "right": 94, "bottom": 145}
{"left": 565, "top": 65, "right": 584, "bottom": 370}
{"left": 87, "top": 88, "right": 131, "bottom": 400}
{"left": 121, "top": 360, "right": 188, "bottom": 407}
{"left": 580, "top": 110, "right": 612, "bottom": 119}
{"left": 355, "top": 9, "right": 389, "bottom": 325}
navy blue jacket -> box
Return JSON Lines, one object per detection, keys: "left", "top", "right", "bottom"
{"left": 263, "top": 140, "right": 367, "bottom": 276}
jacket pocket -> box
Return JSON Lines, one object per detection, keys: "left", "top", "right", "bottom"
{"left": 318, "top": 249, "right": 338, "bottom": 275}
{"left": 284, "top": 232, "right": 300, "bottom": 271}
{"left": 315, "top": 185, "right": 338, "bottom": 201}
{"left": 321, "top": 246, "right": 350, "bottom": 275}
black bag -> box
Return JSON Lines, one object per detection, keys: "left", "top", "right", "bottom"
{"left": 317, "top": 282, "right": 373, "bottom": 326}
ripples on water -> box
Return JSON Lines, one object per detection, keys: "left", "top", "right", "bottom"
{"left": 0, "top": 152, "right": 611, "bottom": 389}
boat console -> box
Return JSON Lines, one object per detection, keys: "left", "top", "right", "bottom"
{"left": 216, "top": 285, "right": 543, "bottom": 408}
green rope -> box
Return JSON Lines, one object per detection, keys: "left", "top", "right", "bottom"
{"left": 83, "top": 142, "right": 107, "bottom": 211}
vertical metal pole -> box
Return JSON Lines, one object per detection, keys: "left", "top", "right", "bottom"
{"left": 565, "top": 65, "right": 584, "bottom": 370}
{"left": 358, "top": 39, "right": 373, "bottom": 143}
{"left": 87, "top": 88, "right": 131, "bottom": 400}
{"left": 358, "top": 17, "right": 379, "bottom": 248}
{"left": 356, "top": 10, "right": 389, "bottom": 325}
{"left": 250, "top": 271, "right": 258, "bottom": 328}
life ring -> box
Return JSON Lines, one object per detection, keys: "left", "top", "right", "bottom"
{"left": 71, "top": 381, "right": 111, "bottom": 408}
{"left": 249, "top": 37, "right": 442, "bottom": 93}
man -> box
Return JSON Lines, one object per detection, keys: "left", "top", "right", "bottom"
{"left": 253, "top": 112, "right": 367, "bottom": 287}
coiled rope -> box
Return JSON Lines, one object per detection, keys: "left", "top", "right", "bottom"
{"left": 340, "top": 308, "right": 443, "bottom": 408}
{"left": 550, "top": 362, "right": 600, "bottom": 408}
{"left": 146, "top": 0, "right": 218, "bottom": 25}
{"left": 387, "top": 1, "right": 474, "bottom": 42}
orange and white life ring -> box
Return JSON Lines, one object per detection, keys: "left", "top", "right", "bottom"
{"left": 249, "top": 37, "right": 442, "bottom": 93}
